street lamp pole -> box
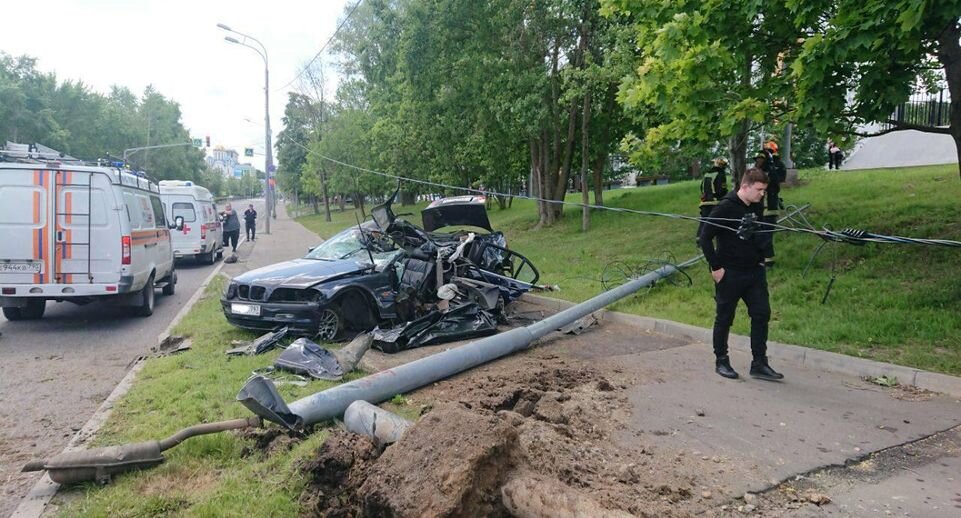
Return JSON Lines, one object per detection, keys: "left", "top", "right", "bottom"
{"left": 218, "top": 23, "right": 273, "bottom": 235}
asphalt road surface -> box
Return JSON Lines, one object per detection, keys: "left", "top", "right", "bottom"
{"left": 0, "top": 199, "right": 263, "bottom": 517}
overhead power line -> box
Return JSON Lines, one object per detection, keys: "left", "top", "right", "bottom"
{"left": 274, "top": 0, "right": 365, "bottom": 93}
{"left": 278, "top": 133, "right": 961, "bottom": 249}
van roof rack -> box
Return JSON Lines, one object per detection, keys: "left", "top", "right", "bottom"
{"left": 0, "top": 141, "right": 83, "bottom": 164}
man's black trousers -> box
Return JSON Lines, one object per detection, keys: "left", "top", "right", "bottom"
{"left": 246, "top": 222, "right": 256, "bottom": 240}
{"left": 223, "top": 230, "right": 240, "bottom": 252}
{"left": 713, "top": 267, "right": 770, "bottom": 360}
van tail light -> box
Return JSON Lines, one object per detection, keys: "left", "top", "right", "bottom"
{"left": 121, "top": 235, "right": 132, "bottom": 265}
{"left": 201, "top": 224, "right": 207, "bottom": 239}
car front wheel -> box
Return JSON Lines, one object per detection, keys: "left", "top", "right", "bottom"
{"left": 315, "top": 306, "right": 343, "bottom": 342}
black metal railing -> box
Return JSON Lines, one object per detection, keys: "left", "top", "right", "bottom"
{"left": 878, "top": 91, "right": 951, "bottom": 132}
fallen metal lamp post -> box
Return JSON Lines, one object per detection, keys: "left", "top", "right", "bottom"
{"left": 239, "top": 260, "right": 698, "bottom": 429}
{"left": 22, "top": 416, "right": 261, "bottom": 484}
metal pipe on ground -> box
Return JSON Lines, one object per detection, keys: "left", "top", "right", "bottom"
{"left": 242, "top": 204, "right": 811, "bottom": 428}
{"left": 240, "top": 263, "right": 680, "bottom": 429}
{"left": 22, "top": 416, "right": 262, "bottom": 484}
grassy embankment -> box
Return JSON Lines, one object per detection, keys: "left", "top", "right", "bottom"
{"left": 297, "top": 164, "right": 961, "bottom": 375}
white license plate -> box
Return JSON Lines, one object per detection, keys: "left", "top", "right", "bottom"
{"left": 231, "top": 303, "right": 261, "bottom": 316}
{"left": 0, "top": 262, "right": 41, "bottom": 273}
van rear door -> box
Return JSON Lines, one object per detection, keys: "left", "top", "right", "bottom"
{"left": 54, "top": 169, "right": 121, "bottom": 284}
{"left": 0, "top": 168, "right": 52, "bottom": 284}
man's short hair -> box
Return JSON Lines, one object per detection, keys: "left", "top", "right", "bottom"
{"left": 741, "top": 167, "right": 769, "bottom": 186}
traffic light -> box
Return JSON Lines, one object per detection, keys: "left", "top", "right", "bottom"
{"left": 205, "top": 136, "right": 210, "bottom": 147}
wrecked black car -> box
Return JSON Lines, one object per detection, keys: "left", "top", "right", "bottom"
{"left": 221, "top": 191, "right": 541, "bottom": 344}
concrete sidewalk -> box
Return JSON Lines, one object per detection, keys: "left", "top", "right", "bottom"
{"left": 365, "top": 296, "right": 961, "bottom": 517}
{"left": 221, "top": 201, "right": 325, "bottom": 279}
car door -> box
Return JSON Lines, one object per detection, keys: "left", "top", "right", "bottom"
{"left": 149, "top": 194, "right": 173, "bottom": 278}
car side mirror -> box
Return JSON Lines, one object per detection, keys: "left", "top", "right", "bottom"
{"left": 172, "top": 216, "right": 185, "bottom": 231}
{"left": 307, "top": 246, "right": 316, "bottom": 253}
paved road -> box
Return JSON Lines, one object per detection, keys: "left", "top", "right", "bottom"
{"left": 0, "top": 199, "right": 264, "bottom": 518}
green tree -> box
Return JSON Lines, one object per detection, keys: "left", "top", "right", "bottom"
{"left": 602, "top": 0, "right": 802, "bottom": 179}
{"left": 788, "top": 1, "right": 961, "bottom": 178}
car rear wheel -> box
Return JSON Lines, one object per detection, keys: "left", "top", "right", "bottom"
{"left": 162, "top": 271, "right": 177, "bottom": 296}
{"left": 315, "top": 306, "right": 344, "bottom": 342}
{"left": 2, "top": 299, "right": 45, "bottom": 320}
{"left": 136, "top": 275, "right": 155, "bottom": 317}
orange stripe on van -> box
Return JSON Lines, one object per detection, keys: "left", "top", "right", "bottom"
{"left": 32, "top": 171, "right": 42, "bottom": 283}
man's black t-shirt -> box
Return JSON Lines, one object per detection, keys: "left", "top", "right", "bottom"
{"left": 699, "top": 191, "right": 768, "bottom": 271}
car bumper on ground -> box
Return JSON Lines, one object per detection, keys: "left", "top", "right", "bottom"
{"left": 220, "top": 298, "right": 322, "bottom": 332}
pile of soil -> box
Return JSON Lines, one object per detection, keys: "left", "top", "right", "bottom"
{"left": 299, "top": 354, "right": 709, "bottom": 517}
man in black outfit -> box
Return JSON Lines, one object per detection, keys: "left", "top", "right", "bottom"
{"left": 699, "top": 167, "right": 784, "bottom": 381}
{"left": 244, "top": 204, "right": 257, "bottom": 241}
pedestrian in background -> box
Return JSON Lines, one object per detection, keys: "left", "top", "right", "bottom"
{"left": 829, "top": 141, "right": 843, "bottom": 170}
{"left": 221, "top": 203, "right": 240, "bottom": 253}
{"left": 700, "top": 167, "right": 784, "bottom": 381}
{"left": 697, "top": 157, "right": 729, "bottom": 245}
{"left": 755, "top": 139, "right": 786, "bottom": 268}
{"left": 244, "top": 204, "right": 258, "bottom": 241}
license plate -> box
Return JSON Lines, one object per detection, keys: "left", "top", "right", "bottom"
{"left": 0, "top": 262, "right": 41, "bottom": 273}
{"left": 231, "top": 303, "right": 261, "bottom": 316}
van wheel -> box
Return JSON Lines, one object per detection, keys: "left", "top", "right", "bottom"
{"left": 3, "top": 299, "right": 45, "bottom": 320}
{"left": 200, "top": 249, "right": 215, "bottom": 265}
{"left": 162, "top": 271, "right": 177, "bottom": 296}
{"left": 315, "top": 306, "right": 344, "bottom": 342}
{"left": 136, "top": 275, "right": 155, "bottom": 317}
{"left": 215, "top": 248, "right": 224, "bottom": 261}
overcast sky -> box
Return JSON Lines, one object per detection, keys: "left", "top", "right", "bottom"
{"left": 0, "top": 0, "right": 351, "bottom": 170}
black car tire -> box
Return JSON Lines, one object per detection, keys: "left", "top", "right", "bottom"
{"left": 136, "top": 275, "right": 155, "bottom": 317}
{"left": 315, "top": 306, "right": 344, "bottom": 342}
{"left": 162, "top": 271, "right": 177, "bottom": 296}
{"left": 3, "top": 299, "right": 45, "bottom": 320}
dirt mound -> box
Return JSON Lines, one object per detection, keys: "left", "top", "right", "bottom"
{"left": 299, "top": 355, "right": 704, "bottom": 517}
{"left": 361, "top": 402, "right": 517, "bottom": 517}
{"left": 299, "top": 431, "right": 380, "bottom": 517}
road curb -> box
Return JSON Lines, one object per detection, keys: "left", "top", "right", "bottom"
{"left": 13, "top": 257, "right": 231, "bottom": 518}
{"left": 521, "top": 293, "right": 961, "bottom": 399}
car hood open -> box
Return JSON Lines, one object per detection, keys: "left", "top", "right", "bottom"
{"left": 231, "top": 258, "right": 370, "bottom": 290}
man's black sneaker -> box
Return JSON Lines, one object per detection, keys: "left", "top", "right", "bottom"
{"left": 715, "top": 357, "right": 739, "bottom": 379}
{"left": 750, "top": 360, "right": 784, "bottom": 381}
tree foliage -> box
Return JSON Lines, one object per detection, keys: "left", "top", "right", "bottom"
{"left": 1, "top": 52, "right": 207, "bottom": 183}
{"left": 788, "top": 0, "right": 961, "bottom": 177}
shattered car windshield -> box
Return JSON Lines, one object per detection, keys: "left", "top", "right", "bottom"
{"left": 304, "top": 228, "right": 400, "bottom": 268}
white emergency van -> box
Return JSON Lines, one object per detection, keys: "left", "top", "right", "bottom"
{"left": 159, "top": 180, "right": 223, "bottom": 264}
{"left": 0, "top": 157, "right": 179, "bottom": 320}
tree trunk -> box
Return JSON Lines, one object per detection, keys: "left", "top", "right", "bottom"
{"left": 321, "top": 170, "right": 331, "bottom": 222}
{"left": 730, "top": 53, "right": 753, "bottom": 186}
{"left": 936, "top": 21, "right": 961, "bottom": 179}
{"left": 581, "top": 89, "right": 592, "bottom": 232}
{"left": 338, "top": 195, "right": 346, "bottom": 212}
{"left": 311, "top": 195, "right": 319, "bottom": 215}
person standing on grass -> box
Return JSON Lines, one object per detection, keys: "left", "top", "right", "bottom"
{"left": 221, "top": 203, "right": 241, "bottom": 253}
{"left": 697, "top": 157, "right": 729, "bottom": 246}
{"left": 699, "top": 167, "right": 784, "bottom": 381}
{"left": 244, "top": 204, "right": 258, "bottom": 241}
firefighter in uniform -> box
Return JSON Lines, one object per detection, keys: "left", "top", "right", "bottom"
{"left": 754, "top": 140, "right": 786, "bottom": 267}
{"left": 697, "top": 157, "right": 729, "bottom": 245}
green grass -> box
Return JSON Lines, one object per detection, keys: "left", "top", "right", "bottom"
{"left": 297, "top": 164, "right": 961, "bottom": 375}
{"left": 55, "top": 276, "right": 366, "bottom": 517}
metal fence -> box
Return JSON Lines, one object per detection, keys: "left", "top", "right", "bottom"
{"left": 878, "top": 91, "right": 951, "bottom": 132}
